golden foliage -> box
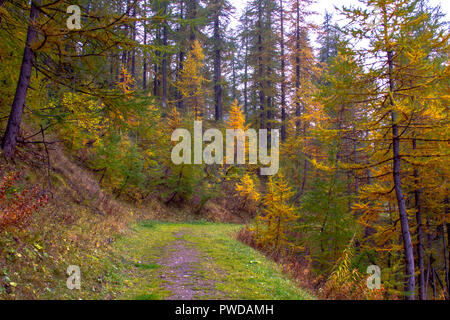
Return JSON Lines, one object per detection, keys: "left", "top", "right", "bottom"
{"left": 176, "top": 40, "right": 209, "bottom": 119}
{"left": 254, "top": 173, "right": 299, "bottom": 251}
{"left": 226, "top": 100, "right": 248, "bottom": 130}
{"left": 235, "top": 174, "right": 260, "bottom": 211}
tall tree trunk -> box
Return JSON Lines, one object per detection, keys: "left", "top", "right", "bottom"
{"left": 2, "top": 0, "right": 41, "bottom": 158}
{"left": 231, "top": 54, "right": 237, "bottom": 100}
{"left": 187, "top": 0, "right": 198, "bottom": 43}
{"left": 131, "top": 5, "right": 136, "bottom": 80}
{"left": 413, "top": 138, "right": 425, "bottom": 300}
{"left": 122, "top": 0, "right": 131, "bottom": 68}
{"left": 280, "top": 0, "right": 286, "bottom": 141}
{"left": 161, "top": 2, "right": 168, "bottom": 109}
{"left": 213, "top": 0, "right": 223, "bottom": 122}
{"left": 265, "top": 5, "right": 273, "bottom": 134}
{"left": 257, "top": 1, "right": 265, "bottom": 130}
{"left": 143, "top": 1, "right": 148, "bottom": 90}
{"left": 243, "top": 9, "right": 249, "bottom": 115}
{"left": 294, "top": 0, "right": 301, "bottom": 134}
{"left": 442, "top": 221, "right": 449, "bottom": 299}
{"left": 445, "top": 197, "right": 450, "bottom": 298}
{"left": 443, "top": 196, "right": 450, "bottom": 298}
{"left": 153, "top": 28, "right": 161, "bottom": 97}
{"left": 176, "top": 0, "right": 184, "bottom": 111}
{"left": 387, "top": 50, "right": 415, "bottom": 300}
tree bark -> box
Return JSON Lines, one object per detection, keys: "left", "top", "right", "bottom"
{"left": 445, "top": 197, "right": 450, "bottom": 298}
{"left": 2, "top": 0, "right": 41, "bottom": 158}
{"left": 143, "top": 1, "right": 148, "bottom": 90}
{"left": 443, "top": 222, "right": 449, "bottom": 299}
{"left": 131, "top": 4, "right": 136, "bottom": 80}
{"left": 213, "top": 0, "right": 223, "bottom": 122}
{"left": 153, "top": 27, "right": 161, "bottom": 97}
{"left": 280, "top": 0, "right": 286, "bottom": 141}
{"left": 387, "top": 50, "right": 415, "bottom": 300}
{"left": 257, "top": 0, "right": 265, "bottom": 130}
{"left": 176, "top": 0, "right": 184, "bottom": 111}
{"left": 187, "top": 0, "right": 198, "bottom": 43}
{"left": 294, "top": 0, "right": 301, "bottom": 134}
{"left": 243, "top": 8, "right": 249, "bottom": 115}
{"left": 413, "top": 138, "right": 425, "bottom": 300}
{"left": 161, "top": 2, "right": 168, "bottom": 109}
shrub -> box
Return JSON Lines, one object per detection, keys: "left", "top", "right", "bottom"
{"left": 0, "top": 172, "right": 48, "bottom": 230}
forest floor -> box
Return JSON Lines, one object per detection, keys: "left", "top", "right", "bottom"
{"left": 105, "top": 221, "right": 314, "bottom": 300}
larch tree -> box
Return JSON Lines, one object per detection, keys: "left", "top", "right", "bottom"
{"left": 1, "top": 0, "right": 41, "bottom": 157}
{"left": 176, "top": 40, "right": 208, "bottom": 119}
{"left": 341, "top": 0, "right": 449, "bottom": 299}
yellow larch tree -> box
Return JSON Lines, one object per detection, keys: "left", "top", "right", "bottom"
{"left": 255, "top": 173, "right": 299, "bottom": 251}
{"left": 176, "top": 40, "right": 209, "bottom": 120}
{"left": 235, "top": 174, "right": 260, "bottom": 211}
{"left": 226, "top": 100, "right": 248, "bottom": 130}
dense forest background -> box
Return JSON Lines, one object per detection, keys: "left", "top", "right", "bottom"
{"left": 0, "top": 0, "right": 449, "bottom": 300}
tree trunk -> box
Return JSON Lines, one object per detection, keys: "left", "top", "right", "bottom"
{"left": 231, "top": 54, "right": 237, "bottom": 100}
{"left": 131, "top": 5, "right": 136, "bottom": 80}
{"left": 2, "top": 0, "right": 41, "bottom": 158}
{"left": 294, "top": 0, "right": 301, "bottom": 134}
{"left": 187, "top": 0, "right": 198, "bottom": 43}
{"left": 443, "top": 219, "right": 449, "bottom": 299}
{"left": 243, "top": 9, "right": 249, "bottom": 115}
{"left": 257, "top": 1, "right": 265, "bottom": 130}
{"left": 176, "top": 0, "right": 184, "bottom": 111}
{"left": 213, "top": 0, "right": 223, "bottom": 122}
{"left": 280, "top": 0, "right": 286, "bottom": 142}
{"left": 143, "top": 2, "right": 147, "bottom": 90}
{"left": 387, "top": 50, "right": 415, "bottom": 299}
{"left": 445, "top": 197, "right": 450, "bottom": 298}
{"left": 153, "top": 27, "right": 161, "bottom": 97}
{"left": 413, "top": 139, "right": 425, "bottom": 300}
{"left": 448, "top": 221, "right": 450, "bottom": 298}
{"left": 161, "top": 2, "right": 168, "bottom": 109}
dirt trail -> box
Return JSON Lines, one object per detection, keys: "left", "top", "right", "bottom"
{"left": 158, "top": 230, "right": 222, "bottom": 300}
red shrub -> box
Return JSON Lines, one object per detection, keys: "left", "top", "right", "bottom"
{"left": 0, "top": 172, "right": 49, "bottom": 230}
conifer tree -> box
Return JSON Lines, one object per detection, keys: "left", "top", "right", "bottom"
{"left": 176, "top": 40, "right": 209, "bottom": 119}
{"left": 340, "top": 0, "right": 449, "bottom": 299}
{"left": 255, "top": 173, "right": 299, "bottom": 251}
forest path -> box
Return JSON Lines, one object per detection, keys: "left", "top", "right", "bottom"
{"left": 157, "top": 229, "right": 223, "bottom": 300}
{"left": 110, "top": 221, "right": 314, "bottom": 300}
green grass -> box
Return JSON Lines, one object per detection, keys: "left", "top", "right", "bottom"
{"left": 135, "top": 293, "right": 161, "bottom": 300}
{"left": 134, "top": 263, "right": 161, "bottom": 270}
{"left": 108, "top": 221, "right": 314, "bottom": 300}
